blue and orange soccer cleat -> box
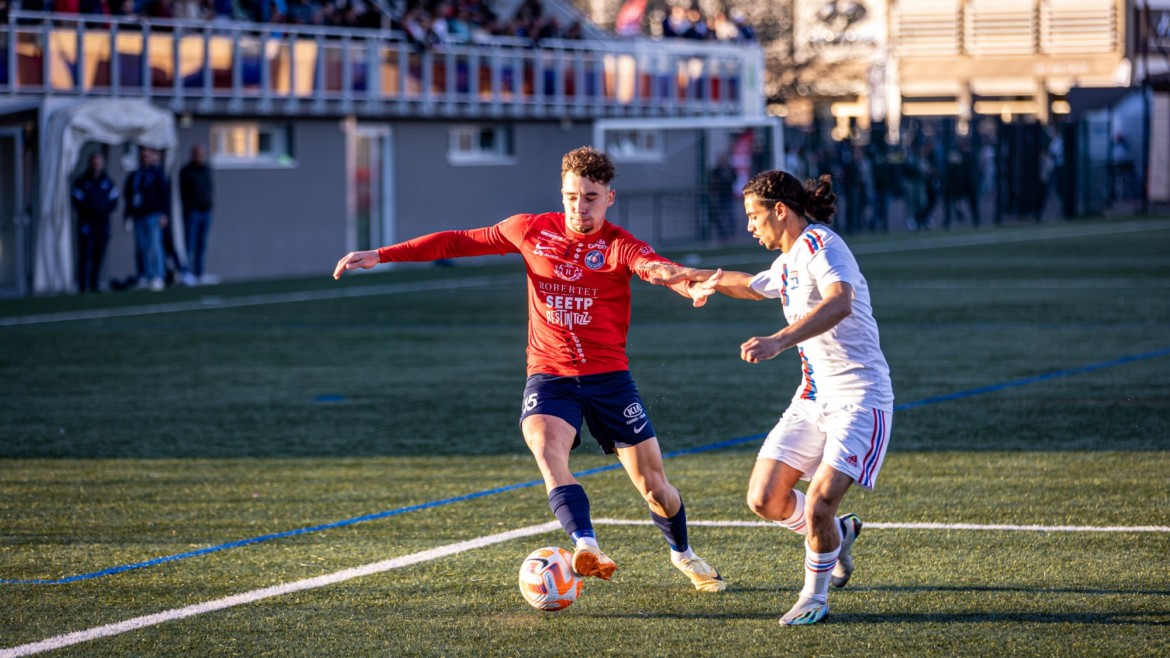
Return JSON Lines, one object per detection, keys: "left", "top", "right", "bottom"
{"left": 831, "top": 513, "right": 863, "bottom": 588}
{"left": 779, "top": 596, "right": 829, "bottom": 626}
{"left": 572, "top": 545, "right": 617, "bottom": 580}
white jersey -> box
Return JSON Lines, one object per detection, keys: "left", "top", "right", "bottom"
{"left": 749, "top": 224, "right": 894, "bottom": 409}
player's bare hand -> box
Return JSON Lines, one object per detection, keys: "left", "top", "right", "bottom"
{"left": 636, "top": 262, "right": 692, "bottom": 285}
{"left": 333, "top": 250, "right": 380, "bottom": 279}
{"left": 740, "top": 335, "right": 783, "bottom": 363}
{"left": 688, "top": 268, "right": 723, "bottom": 307}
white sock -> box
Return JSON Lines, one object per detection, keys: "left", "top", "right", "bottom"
{"left": 799, "top": 541, "right": 839, "bottom": 602}
{"left": 575, "top": 536, "right": 599, "bottom": 550}
{"left": 671, "top": 546, "right": 697, "bottom": 563}
{"left": 776, "top": 489, "right": 807, "bottom": 535}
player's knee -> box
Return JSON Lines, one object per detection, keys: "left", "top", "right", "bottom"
{"left": 745, "top": 489, "right": 783, "bottom": 521}
{"left": 640, "top": 482, "right": 667, "bottom": 509}
{"left": 745, "top": 492, "right": 769, "bottom": 519}
{"left": 806, "top": 494, "right": 838, "bottom": 527}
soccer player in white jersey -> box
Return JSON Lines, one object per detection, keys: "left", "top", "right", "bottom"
{"left": 642, "top": 169, "right": 894, "bottom": 625}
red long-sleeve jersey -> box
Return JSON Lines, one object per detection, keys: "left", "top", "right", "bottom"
{"left": 377, "top": 212, "right": 688, "bottom": 377}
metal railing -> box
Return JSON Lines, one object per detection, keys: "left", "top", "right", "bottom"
{"left": 1, "top": 11, "right": 763, "bottom": 118}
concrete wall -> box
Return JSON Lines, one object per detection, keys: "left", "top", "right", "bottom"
{"left": 181, "top": 118, "right": 348, "bottom": 282}
{"left": 97, "top": 116, "right": 709, "bottom": 285}
{"left": 392, "top": 120, "right": 594, "bottom": 240}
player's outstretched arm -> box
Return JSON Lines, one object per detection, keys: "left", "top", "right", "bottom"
{"left": 637, "top": 262, "right": 765, "bottom": 301}
{"left": 333, "top": 250, "right": 381, "bottom": 279}
{"left": 684, "top": 269, "right": 723, "bottom": 307}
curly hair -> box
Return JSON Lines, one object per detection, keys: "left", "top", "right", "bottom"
{"left": 741, "top": 170, "right": 837, "bottom": 225}
{"left": 562, "top": 146, "right": 616, "bottom": 186}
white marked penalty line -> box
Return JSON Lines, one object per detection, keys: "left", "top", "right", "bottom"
{"left": 596, "top": 519, "right": 1170, "bottom": 533}
{"left": 0, "top": 521, "right": 560, "bottom": 658}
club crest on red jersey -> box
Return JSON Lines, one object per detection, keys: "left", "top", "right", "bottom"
{"left": 584, "top": 250, "right": 605, "bottom": 269}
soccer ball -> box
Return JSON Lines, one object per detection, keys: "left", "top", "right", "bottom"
{"left": 518, "top": 546, "right": 583, "bottom": 612}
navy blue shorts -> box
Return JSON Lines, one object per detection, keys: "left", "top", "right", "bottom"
{"left": 519, "top": 371, "right": 657, "bottom": 454}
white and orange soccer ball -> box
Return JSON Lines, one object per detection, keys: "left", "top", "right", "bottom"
{"left": 518, "top": 546, "right": 583, "bottom": 612}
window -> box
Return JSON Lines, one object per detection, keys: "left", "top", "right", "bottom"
{"left": 447, "top": 125, "right": 515, "bottom": 166}
{"left": 209, "top": 122, "right": 295, "bottom": 168}
{"left": 604, "top": 129, "right": 663, "bottom": 162}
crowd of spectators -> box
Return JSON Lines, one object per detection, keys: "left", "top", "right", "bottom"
{"left": 8, "top": 0, "right": 756, "bottom": 45}
{"left": 13, "top": 0, "right": 386, "bottom": 29}
{"left": 8, "top": 0, "right": 586, "bottom": 39}
{"left": 398, "top": 0, "right": 583, "bottom": 47}
{"left": 657, "top": 3, "right": 754, "bottom": 43}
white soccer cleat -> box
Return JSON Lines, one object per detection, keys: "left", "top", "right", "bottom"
{"left": 779, "top": 595, "right": 829, "bottom": 626}
{"left": 572, "top": 545, "right": 617, "bottom": 580}
{"left": 671, "top": 554, "right": 726, "bottom": 592}
{"left": 831, "top": 513, "right": 862, "bottom": 588}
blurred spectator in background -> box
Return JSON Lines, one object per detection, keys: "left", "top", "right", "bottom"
{"left": 180, "top": 144, "right": 216, "bottom": 285}
{"left": 123, "top": 146, "right": 170, "bottom": 291}
{"left": 708, "top": 153, "right": 736, "bottom": 244}
{"left": 1046, "top": 129, "right": 1064, "bottom": 217}
{"left": 286, "top": 0, "right": 318, "bottom": 24}
{"left": 730, "top": 9, "right": 753, "bottom": 41}
{"left": 978, "top": 141, "right": 997, "bottom": 224}
{"left": 1110, "top": 133, "right": 1136, "bottom": 202}
{"left": 683, "top": 7, "right": 706, "bottom": 39}
{"left": 944, "top": 138, "right": 978, "bottom": 228}
{"left": 71, "top": 152, "right": 119, "bottom": 293}
{"left": 912, "top": 140, "right": 939, "bottom": 231}
{"left": 172, "top": 0, "right": 205, "bottom": 19}
{"left": 211, "top": 0, "right": 235, "bottom": 22}
{"left": 1035, "top": 147, "right": 1053, "bottom": 223}
{"left": 841, "top": 142, "right": 872, "bottom": 234}
{"left": 78, "top": 0, "right": 109, "bottom": 15}
{"left": 869, "top": 145, "right": 891, "bottom": 232}
{"left": 661, "top": 4, "right": 689, "bottom": 38}
{"left": 709, "top": 10, "right": 738, "bottom": 40}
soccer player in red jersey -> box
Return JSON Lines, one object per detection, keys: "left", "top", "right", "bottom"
{"left": 333, "top": 146, "right": 726, "bottom": 591}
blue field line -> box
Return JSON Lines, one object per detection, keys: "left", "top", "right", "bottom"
{"left": 895, "top": 346, "right": 1170, "bottom": 411}
{"left": 3, "top": 346, "right": 1168, "bottom": 586}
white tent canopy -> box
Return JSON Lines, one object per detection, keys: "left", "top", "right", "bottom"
{"left": 34, "top": 99, "right": 181, "bottom": 294}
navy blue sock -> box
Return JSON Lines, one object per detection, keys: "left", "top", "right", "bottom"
{"left": 649, "top": 500, "right": 688, "bottom": 553}
{"left": 548, "top": 484, "right": 595, "bottom": 543}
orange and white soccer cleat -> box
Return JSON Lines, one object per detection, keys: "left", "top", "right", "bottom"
{"left": 571, "top": 545, "right": 617, "bottom": 580}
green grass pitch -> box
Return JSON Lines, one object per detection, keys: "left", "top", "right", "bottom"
{"left": 2, "top": 217, "right": 1169, "bottom": 656}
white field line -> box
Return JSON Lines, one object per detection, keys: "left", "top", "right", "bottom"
{"left": 596, "top": 519, "right": 1170, "bottom": 533}
{"left": 5, "top": 518, "right": 1170, "bottom": 656}
{"left": 700, "top": 218, "right": 1170, "bottom": 268}
{"left": 879, "top": 279, "right": 1170, "bottom": 290}
{"left": 0, "top": 521, "right": 560, "bottom": 658}
{"left": 0, "top": 275, "right": 516, "bottom": 327}
{"left": 5, "top": 219, "right": 1169, "bottom": 327}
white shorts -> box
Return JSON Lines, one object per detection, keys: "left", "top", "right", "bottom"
{"left": 757, "top": 398, "right": 893, "bottom": 490}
